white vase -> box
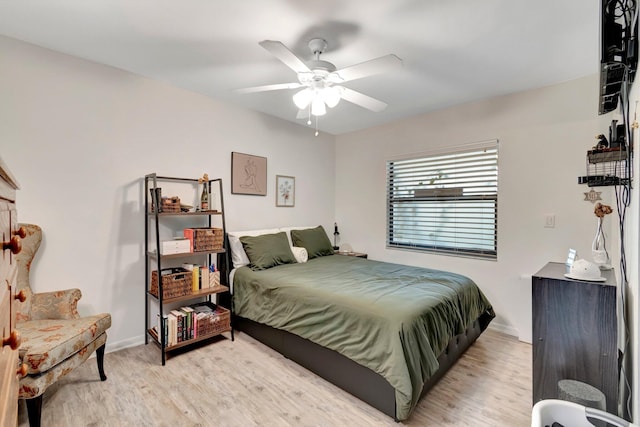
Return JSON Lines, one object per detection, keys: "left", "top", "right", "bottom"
{"left": 592, "top": 217, "right": 609, "bottom": 268}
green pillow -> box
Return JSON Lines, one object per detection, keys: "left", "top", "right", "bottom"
{"left": 240, "top": 232, "right": 297, "bottom": 270}
{"left": 291, "top": 226, "right": 335, "bottom": 259}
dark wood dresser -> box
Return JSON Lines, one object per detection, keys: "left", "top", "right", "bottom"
{"left": 532, "top": 262, "right": 618, "bottom": 414}
{"left": 0, "top": 157, "right": 22, "bottom": 427}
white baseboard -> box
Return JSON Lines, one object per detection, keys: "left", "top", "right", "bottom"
{"left": 487, "top": 321, "right": 519, "bottom": 338}
{"left": 105, "top": 335, "right": 145, "bottom": 354}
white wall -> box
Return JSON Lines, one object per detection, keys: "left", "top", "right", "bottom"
{"left": 0, "top": 36, "right": 335, "bottom": 351}
{"left": 335, "top": 75, "right": 617, "bottom": 342}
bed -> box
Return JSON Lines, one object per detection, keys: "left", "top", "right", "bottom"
{"left": 227, "top": 226, "right": 495, "bottom": 421}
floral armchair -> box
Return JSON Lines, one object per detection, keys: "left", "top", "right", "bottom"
{"left": 15, "top": 224, "right": 112, "bottom": 427}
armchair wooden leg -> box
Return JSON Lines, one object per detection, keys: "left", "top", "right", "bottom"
{"left": 96, "top": 344, "right": 107, "bottom": 381}
{"left": 26, "top": 395, "right": 43, "bottom": 427}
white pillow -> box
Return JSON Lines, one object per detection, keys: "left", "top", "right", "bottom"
{"left": 227, "top": 228, "right": 280, "bottom": 268}
{"left": 291, "top": 246, "right": 308, "bottom": 263}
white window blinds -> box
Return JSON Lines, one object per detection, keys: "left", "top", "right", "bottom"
{"left": 386, "top": 141, "right": 498, "bottom": 259}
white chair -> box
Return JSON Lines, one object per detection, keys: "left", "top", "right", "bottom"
{"left": 531, "top": 399, "right": 637, "bottom": 427}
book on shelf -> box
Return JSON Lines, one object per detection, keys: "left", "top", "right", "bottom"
{"left": 192, "top": 303, "right": 214, "bottom": 314}
{"left": 166, "top": 313, "right": 177, "bottom": 346}
{"left": 181, "top": 262, "right": 218, "bottom": 291}
{"left": 159, "top": 302, "right": 228, "bottom": 347}
{"left": 182, "top": 228, "right": 201, "bottom": 252}
{"left": 156, "top": 314, "right": 169, "bottom": 345}
{"left": 163, "top": 315, "right": 168, "bottom": 345}
{"left": 170, "top": 309, "right": 184, "bottom": 343}
{"left": 181, "top": 306, "right": 195, "bottom": 340}
{"left": 182, "top": 263, "right": 200, "bottom": 292}
{"left": 173, "top": 314, "right": 179, "bottom": 346}
{"left": 183, "top": 228, "right": 195, "bottom": 252}
{"left": 200, "top": 264, "right": 210, "bottom": 289}
{"left": 192, "top": 266, "right": 199, "bottom": 292}
{"left": 178, "top": 308, "right": 188, "bottom": 341}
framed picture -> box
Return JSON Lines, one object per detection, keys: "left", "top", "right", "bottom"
{"left": 231, "top": 152, "right": 267, "bottom": 195}
{"left": 276, "top": 175, "right": 295, "bottom": 207}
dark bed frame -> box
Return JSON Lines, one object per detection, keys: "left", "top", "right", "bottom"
{"left": 235, "top": 311, "right": 494, "bottom": 421}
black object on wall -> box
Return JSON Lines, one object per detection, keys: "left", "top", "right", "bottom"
{"left": 599, "top": 0, "right": 638, "bottom": 114}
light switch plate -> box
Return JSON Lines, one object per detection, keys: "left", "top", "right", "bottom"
{"left": 544, "top": 214, "right": 555, "bottom": 228}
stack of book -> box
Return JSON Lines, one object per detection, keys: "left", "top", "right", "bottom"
{"left": 181, "top": 263, "right": 219, "bottom": 292}
{"left": 154, "top": 303, "right": 227, "bottom": 346}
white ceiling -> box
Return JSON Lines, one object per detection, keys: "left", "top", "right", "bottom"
{"left": 0, "top": 1, "right": 599, "bottom": 135}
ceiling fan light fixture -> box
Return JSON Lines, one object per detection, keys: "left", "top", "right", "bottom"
{"left": 311, "top": 97, "right": 327, "bottom": 116}
{"left": 293, "top": 89, "right": 312, "bottom": 109}
{"left": 322, "top": 86, "right": 341, "bottom": 108}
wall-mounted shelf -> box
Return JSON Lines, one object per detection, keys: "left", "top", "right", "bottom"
{"left": 578, "top": 147, "right": 632, "bottom": 187}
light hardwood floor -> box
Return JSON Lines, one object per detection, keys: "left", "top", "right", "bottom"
{"left": 18, "top": 329, "right": 532, "bottom": 426}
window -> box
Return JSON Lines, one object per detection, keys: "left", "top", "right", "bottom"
{"left": 386, "top": 140, "right": 498, "bottom": 260}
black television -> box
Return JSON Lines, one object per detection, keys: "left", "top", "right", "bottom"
{"left": 599, "top": 0, "right": 638, "bottom": 114}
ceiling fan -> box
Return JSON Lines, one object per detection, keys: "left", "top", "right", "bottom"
{"left": 236, "top": 39, "right": 402, "bottom": 123}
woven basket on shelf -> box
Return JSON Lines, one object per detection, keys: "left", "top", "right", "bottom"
{"left": 188, "top": 227, "right": 224, "bottom": 251}
{"left": 150, "top": 268, "right": 191, "bottom": 299}
{"left": 196, "top": 306, "right": 230, "bottom": 336}
{"left": 151, "top": 196, "right": 181, "bottom": 213}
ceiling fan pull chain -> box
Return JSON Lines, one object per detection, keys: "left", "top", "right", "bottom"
{"left": 315, "top": 115, "right": 319, "bottom": 136}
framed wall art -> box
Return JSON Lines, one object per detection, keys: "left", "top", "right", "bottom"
{"left": 276, "top": 175, "right": 295, "bottom": 207}
{"left": 231, "top": 152, "right": 267, "bottom": 195}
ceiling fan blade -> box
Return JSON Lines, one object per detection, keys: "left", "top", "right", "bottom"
{"left": 235, "top": 82, "right": 304, "bottom": 94}
{"left": 340, "top": 87, "right": 388, "bottom": 112}
{"left": 334, "top": 54, "right": 402, "bottom": 83}
{"left": 259, "top": 40, "right": 311, "bottom": 74}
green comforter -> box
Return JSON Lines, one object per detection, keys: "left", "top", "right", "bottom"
{"left": 233, "top": 255, "right": 494, "bottom": 420}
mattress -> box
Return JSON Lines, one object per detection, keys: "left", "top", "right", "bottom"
{"left": 233, "top": 254, "right": 494, "bottom": 420}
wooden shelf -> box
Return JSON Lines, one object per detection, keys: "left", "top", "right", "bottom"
{"left": 148, "top": 285, "right": 229, "bottom": 304}
{"left": 147, "top": 210, "right": 223, "bottom": 217}
{"left": 148, "top": 326, "right": 232, "bottom": 352}
{"left": 147, "top": 304, "right": 231, "bottom": 352}
{"left": 147, "top": 249, "right": 226, "bottom": 260}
